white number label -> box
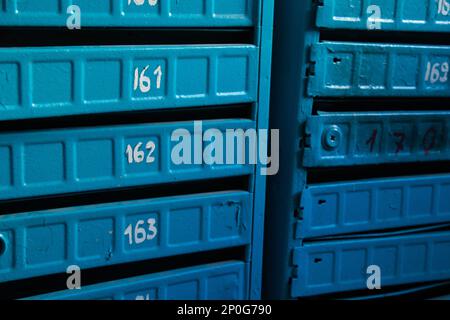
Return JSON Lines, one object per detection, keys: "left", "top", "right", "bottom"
{"left": 438, "top": 0, "right": 450, "bottom": 16}
{"left": 425, "top": 62, "right": 449, "bottom": 84}
{"left": 128, "top": 0, "right": 158, "bottom": 6}
{"left": 124, "top": 218, "right": 158, "bottom": 245}
{"left": 133, "top": 65, "right": 163, "bottom": 93}
{"left": 136, "top": 294, "right": 152, "bottom": 300}
{"left": 126, "top": 141, "right": 156, "bottom": 164}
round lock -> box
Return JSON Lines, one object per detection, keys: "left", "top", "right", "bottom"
{"left": 0, "top": 234, "right": 6, "bottom": 256}
{"left": 322, "top": 125, "right": 342, "bottom": 150}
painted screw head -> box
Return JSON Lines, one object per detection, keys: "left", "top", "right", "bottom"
{"left": 322, "top": 125, "right": 342, "bottom": 150}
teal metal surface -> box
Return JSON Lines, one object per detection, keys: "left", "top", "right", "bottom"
{"left": 0, "top": 0, "right": 256, "bottom": 27}
{"left": 309, "top": 42, "right": 450, "bottom": 97}
{"left": 27, "top": 261, "right": 247, "bottom": 300}
{"left": 0, "top": 191, "right": 251, "bottom": 282}
{"left": 264, "top": 0, "right": 450, "bottom": 300}
{"left": 316, "top": 0, "right": 450, "bottom": 33}
{"left": 0, "top": 119, "right": 254, "bottom": 200}
{"left": 0, "top": 0, "right": 275, "bottom": 301}
{"left": 0, "top": 45, "right": 257, "bottom": 121}
{"left": 299, "top": 174, "right": 450, "bottom": 238}
{"left": 304, "top": 112, "right": 450, "bottom": 167}
{"left": 292, "top": 231, "right": 450, "bottom": 297}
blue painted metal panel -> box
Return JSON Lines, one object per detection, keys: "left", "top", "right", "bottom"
{"left": 304, "top": 112, "right": 450, "bottom": 167}
{"left": 292, "top": 231, "right": 450, "bottom": 297}
{"left": 248, "top": 0, "right": 274, "bottom": 300}
{"left": 0, "top": 119, "right": 254, "bottom": 200}
{"left": 27, "top": 261, "right": 246, "bottom": 300}
{"left": 0, "top": 0, "right": 255, "bottom": 27}
{"left": 316, "top": 0, "right": 450, "bottom": 33}
{"left": 309, "top": 42, "right": 450, "bottom": 97}
{"left": 299, "top": 174, "right": 450, "bottom": 239}
{"left": 0, "top": 191, "right": 251, "bottom": 282}
{"left": 0, "top": 45, "right": 257, "bottom": 121}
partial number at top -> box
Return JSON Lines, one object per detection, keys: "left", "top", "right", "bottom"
{"left": 316, "top": 0, "right": 450, "bottom": 33}
{"left": 0, "top": 0, "right": 257, "bottom": 27}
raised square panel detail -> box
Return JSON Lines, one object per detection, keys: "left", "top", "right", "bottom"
{"left": 393, "top": 55, "right": 419, "bottom": 89}
{"left": 32, "top": 62, "right": 73, "bottom": 105}
{"left": 373, "top": 246, "right": 398, "bottom": 278}
{"left": 0, "top": 63, "right": 20, "bottom": 107}
{"left": 340, "top": 249, "right": 367, "bottom": 282}
{"left": 85, "top": 60, "right": 122, "bottom": 102}
{"left": 168, "top": 208, "right": 202, "bottom": 245}
{"left": 176, "top": 58, "right": 208, "bottom": 98}
{"left": 344, "top": 191, "right": 371, "bottom": 224}
{"left": 26, "top": 224, "right": 66, "bottom": 265}
{"left": 409, "top": 185, "right": 434, "bottom": 217}
{"left": 360, "top": 54, "right": 387, "bottom": 89}
{"left": 78, "top": 218, "right": 114, "bottom": 258}
{"left": 217, "top": 56, "right": 248, "bottom": 95}
{"left": 402, "top": 0, "right": 428, "bottom": 22}
{"left": 171, "top": 0, "right": 205, "bottom": 15}
{"left": 207, "top": 273, "right": 240, "bottom": 299}
{"left": 166, "top": 281, "right": 199, "bottom": 299}
{"left": 76, "top": 139, "right": 114, "bottom": 180}
{"left": 308, "top": 252, "right": 335, "bottom": 286}
{"left": 215, "top": 0, "right": 248, "bottom": 16}
{"left": 210, "top": 202, "right": 242, "bottom": 239}
{"left": 402, "top": 244, "right": 427, "bottom": 275}
{"left": 311, "top": 193, "right": 338, "bottom": 228}
{"left": 378, "top": 188, "right": 403, "bottom": 220}
{"left": 439, "top": 184, "right": 450, "bottom": 214}
{"left": 0, "top": 146, "right": 12, "bottom": 189}
{"left": 24, "top": 143, "right": 65, "bottom": 184}
{"left": 325, "top": 52, "right": 354, "bottom": 89}
{"left": 72, "top": 0, "right": 112, "bottom": 14}
{"left": 332, "top": 0, "right": 361, "bottom": 19}
{"left": 433, "top": 241, "right": 450, "bottom": 271}
{"left": 17, "top": 0, "right": 61, "bottom": 13}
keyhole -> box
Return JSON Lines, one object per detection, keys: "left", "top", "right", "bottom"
{"left": 333, "top": 57, "right": 342, "bottom": 64}
{"left": 0, "top": 235, "right": 6, "bottom": 256}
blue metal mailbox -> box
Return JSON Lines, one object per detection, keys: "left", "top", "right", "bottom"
{"left": 292, "top": 231, "right": 450, "bottom": 297}
{"left": 0, "top": 0, "right": 275, "bottom": 301}
{"left": 0, "top": 119, "right": 254, "bottom": 200}
{"left": 0, "top": 191, "right": 251, "bottom": 282}
{"left": 0, "top": 0, "right": 256, "bottom": 27}
{"left": 0, "top": 45, "right": 257, "bottom": 121}
{"left": 309, "top": 42, "right": 450, "bottom": 97}
{"left": 299, "top": 174, "right": 450, "bottom": 238}
{"left": 27, "top": 261, "right": 247, "bottom": 300}
{"left": 304, "top": 112, "right": 450, "bottom": 167}
{"left": 264, "top": 0, "right": 450, "bottom": 300}
{"left": 316, "top": 0, "right": 450, "bottom": 33}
